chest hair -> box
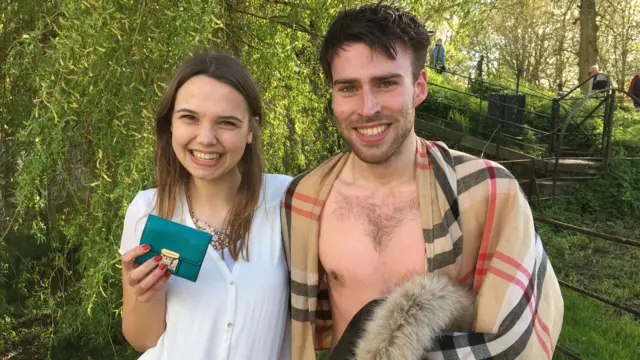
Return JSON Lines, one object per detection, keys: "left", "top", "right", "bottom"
{"left": 330, "top": 188, "right": 419, "bottom": 251}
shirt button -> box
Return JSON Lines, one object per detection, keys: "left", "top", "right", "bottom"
{"left": 227, "top": 322, "right": 233, "bottom": 328}
{"left": 230, "top": 281, "right": 235, "bottom": 286}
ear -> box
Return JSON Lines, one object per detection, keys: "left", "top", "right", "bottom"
{"left": 246, "top": 117, "right": 257, "bottom": 144}
{"left": 413, "top": 69, "right": 428, "bottom": 107}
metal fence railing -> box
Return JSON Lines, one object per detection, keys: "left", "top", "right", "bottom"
{"left": 533, "top": 215, "right": 640, "bottom": 359}
{"left": 423, "top": 66, "right": 612, "bottom": 160}
{"left": 420, "top": 66, "right": 639, "bottom": 359}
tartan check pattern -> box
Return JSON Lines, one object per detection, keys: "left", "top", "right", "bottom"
{"left": 281, "top": 138, "right": 564, "bottom": 359}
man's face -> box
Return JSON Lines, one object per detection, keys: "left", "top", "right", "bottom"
{"left": 330, "top": 42, "right": 427, "bottom": 164}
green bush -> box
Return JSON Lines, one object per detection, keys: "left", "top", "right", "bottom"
{"left": 449, "top": 109, "right": 471, "bottom": 134}
{"left": 611, "top": 109, "right": 640, "bottom": 156}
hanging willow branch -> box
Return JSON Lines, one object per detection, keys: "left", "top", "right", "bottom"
{"left": 231, "top": 8, "right": 319, "bottom": 36}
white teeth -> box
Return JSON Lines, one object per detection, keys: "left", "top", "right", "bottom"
{"left": 357, "top": 125, "right": 388, "bottom": 136}
{"left": 192, "top": 151, "right": 221, "bottom": 161}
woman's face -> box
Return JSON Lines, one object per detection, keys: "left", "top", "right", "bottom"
{"left": 171, "top": 75, "right": 253, "bottom": 182}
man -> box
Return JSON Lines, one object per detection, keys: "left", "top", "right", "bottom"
{"left": 589, "top": 64, "right": 611, "bottom": 93}
{"left": 282, "top": 4, "right": 563, "bottom": 359}
{"left": 432, "top": 38, "right": 446, "bottom": 73}
{"left": 627, "top": 69, "right": 640, "bottom": 110}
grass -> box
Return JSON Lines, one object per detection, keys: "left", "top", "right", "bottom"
{"left": 537, "top": 224, "right": 640, "bottom": 311}
{"left": 554, "top": 290, "right": 640, "bottom": 360}
{"left": 538, "top": 216, "right": 640, "bottom": 359}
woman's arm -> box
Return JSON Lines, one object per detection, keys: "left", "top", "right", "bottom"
{"left": 121, "top": 245, "right": 170, "bottom": 352}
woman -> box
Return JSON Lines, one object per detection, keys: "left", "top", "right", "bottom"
{"left": 627, "top": 68, "right": 640, "bottom": 110}
{"left": 119, "top": 52, "right": 292, "bottom": 359}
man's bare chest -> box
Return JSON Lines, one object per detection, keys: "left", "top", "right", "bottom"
{"left": 319, "top": 184, "right": 425, "bottom": 289}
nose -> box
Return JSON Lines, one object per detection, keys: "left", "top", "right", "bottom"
{"left": 198, "top": 123, "right": 218, "bottom": 145}
{"left": 360, "top": 88, "right": 381, "bottom": 117}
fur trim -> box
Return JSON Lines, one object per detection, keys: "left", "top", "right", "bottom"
{"left": 353, "top": 272, "right": 475, "bottom": 360}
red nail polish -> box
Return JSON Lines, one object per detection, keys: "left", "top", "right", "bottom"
{"left": 141, "top": 244, "right": 150, "bottom": 251}
{"left": 158, "top": 263, "right": 168, "bottom": 271}
{"left": 153, "top": 255, "right": 162, "bottom": 262}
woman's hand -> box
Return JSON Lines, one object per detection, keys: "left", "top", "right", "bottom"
{"left": 121, "top": 245, "right": 171, "bottom": 303}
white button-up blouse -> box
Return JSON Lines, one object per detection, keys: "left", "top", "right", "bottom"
{"left": 119, "top": 174, "right": 292, "bottom": 360}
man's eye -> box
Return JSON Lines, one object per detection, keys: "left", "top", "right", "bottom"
{"left": 339, "top": 85, "right": 357, "bottom": 93}
{"left": 380, "top": 81, "right": 397, "bottom": 88}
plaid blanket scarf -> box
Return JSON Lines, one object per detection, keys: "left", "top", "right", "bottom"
{"left": 281, "top": 137, "right": 563, "bottom": 359}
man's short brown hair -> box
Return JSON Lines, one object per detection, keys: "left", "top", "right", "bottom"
{"left": 319, "top": 3, "right": 432, "bottom": 83}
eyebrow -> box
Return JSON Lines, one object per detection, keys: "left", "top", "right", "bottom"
{"left": 332, "top": 73, "right": 403, "bottom": 86}
{"left": 218, "top": 115, "right": 243, "bottom": 122}
{"left": 175, "top": 109, "right": 243, "bottom": 122}
{"left": 175, "top": 108, "right": 198, "bottom": 115}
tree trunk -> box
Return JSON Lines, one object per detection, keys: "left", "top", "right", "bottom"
{"left": 578, "top": 0, "right": 598, "bottom": 93}
{"left": 554, "top": 33, "right": 565, "bottom": 89}
{"left": 529, "top": 31, "right": 546, "bottom": 85}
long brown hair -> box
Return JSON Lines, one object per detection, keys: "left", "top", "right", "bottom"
{"left": 153, "top": 52, "right": 264, "bottom": 261}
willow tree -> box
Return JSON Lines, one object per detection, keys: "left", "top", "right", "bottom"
{"left": 0, "top": 0, "right": 341, "bottom": 355}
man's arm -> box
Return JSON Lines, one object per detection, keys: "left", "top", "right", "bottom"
{"left": 430, "top": 165, "right": 564, "bottom": 359}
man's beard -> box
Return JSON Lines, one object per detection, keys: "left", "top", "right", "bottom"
{"left": 337, "top": 111, "right": 414, "bottom": 165}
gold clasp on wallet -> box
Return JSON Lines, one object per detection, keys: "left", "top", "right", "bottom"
{"left": 160, "top": 249, "right": 180, "bottom": 271}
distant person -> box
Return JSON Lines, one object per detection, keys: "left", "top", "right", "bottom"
{"left": 118, "top": 52, "right": 292, "bottom": 359}
{"left": 589, "top": 64, "right": 611, "bottom": 93}
{"left": 475, "top": 54, "right": 484, "bottom": 79}
{"left": 627, "top": 69, "right": 640, "bottom": 110}
{"left": 431, "top": 38, "right": 446, "bottom": 73}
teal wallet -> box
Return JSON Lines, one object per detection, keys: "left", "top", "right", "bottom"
{"left": 134, "top": 214, "right": 210, "bottom": 282}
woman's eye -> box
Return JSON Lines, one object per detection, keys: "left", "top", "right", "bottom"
{"left": 219, "top": 120, "right": 237, "bottom": 127}
{"left": 181, "top": 114, "right": 197, "bottom": 121}
{"left": 380, "top": 80, "right": 397, "bottom": 88}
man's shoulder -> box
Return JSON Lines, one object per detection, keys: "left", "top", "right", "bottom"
{"left": 427, "top": 141, "right": 503, "bottom": 171}
{"left": 445, "top": 147, "right": 510, "bottom": 173}
{"left": 443, "top": 148, "right": 518, "bottom": 194}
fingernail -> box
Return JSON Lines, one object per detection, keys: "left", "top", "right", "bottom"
{"left": 158, "top": 263, "right": 168, "bottom": 271}
{"left": 153, "top": 255, "right": 162, "bottom": 262}
{"left": 141, "top": 244, "right": 150, "bottom": 251}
